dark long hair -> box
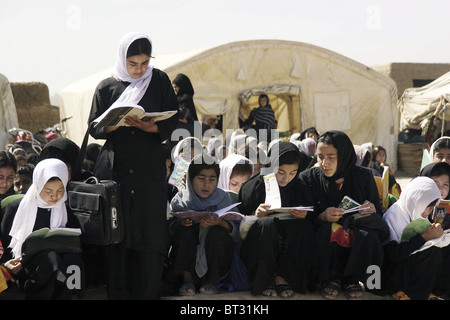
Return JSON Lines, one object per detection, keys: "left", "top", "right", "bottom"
{"left": 127, "top": 38, "right": 152, "bottom": 58}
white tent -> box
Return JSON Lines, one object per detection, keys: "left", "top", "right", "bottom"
{"left": 59, "top": 40, "right": 398, "bottom": 167}
{"left": 0, "top": 73, "right": 19, "bottom": 148}
{"left": 398, "top": 71, "right": 450, "bottom": 134}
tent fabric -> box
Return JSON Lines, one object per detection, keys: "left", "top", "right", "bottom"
{"left": 0, "top": 73, "right": 19, "bottom": 148}
{"left": 398, "top": 71, "right": 450, "bottom": 132}
{"left": 59, "top": 40, "right": 398, "bottom": 168}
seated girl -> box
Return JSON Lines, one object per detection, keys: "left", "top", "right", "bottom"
{"left": 382, "top": 176, "right": 450, "bottom": 300}
{"left": 420, "top": 162, "right": 450, "bottom": 226}
{"left": 420, "top": 161, "right": 450, "bottom": 200}
{"left": 217, "top": 153, "right": 253, "bottom": 201}
{"left": 1, "top": 158, "right": 83, "bottom": 299}
{"left": 0, "top": 151, "right": 17, "bottom": 203}
{"left": 299, "top": 130, "right": 386, "bottom": 300}
{"left": 429, "top": 136, "right": 450, "bottom": 165}
{"left": 239, "top": 141, "right": 316, "bottom": 298}
{"left": 370, "top": 145, "right": 401, "bottom": 199}
{"left": 169, "top": 153, "right": 240, "bottom": 296}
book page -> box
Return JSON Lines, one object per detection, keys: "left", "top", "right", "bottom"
{"left": 94, "top": 103, "right": 144, "bottom": 127}
{"left": 263, "top": 173, "right": 281, "bottom": 209}
{"left": 215, "top": 202, "right": 241, "bottom": 216}
{"left": 94, "top": 103, "right": 176, "bottom": 128}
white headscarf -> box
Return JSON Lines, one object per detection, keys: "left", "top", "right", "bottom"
{"left": 289, "top": 133, "right": 301, "bottom": 142}
{"left": 383, "top": 176, "right": 441, "bottom": 243}
{"left": 217, "top": 153, "right": 254, "bottom": 192}
{"left": 206, "top": 136, "right": 223, "bottom": 154}
{"left": 300, "top": 137, "right": 316, "bottom": 157}
{"left": 108, "top": 32, "right": 154, "bottom": 111}
{"left": 9, "top": 158, "right": 69, "bottom": 258}
{"left": 172, "top": 136, "right": 203, "bottom": 162}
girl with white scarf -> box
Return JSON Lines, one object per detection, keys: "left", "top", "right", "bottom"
{"left": 382, "top": 176, "right": 450, "bottom": 300}
{"left": 9, "top": 159, "right": 71, "bottom": 258}
{"left": 3, "top": 158, "right": 83, "bottom": 299}
{"left": 88, "top": 32, "right": 178, "bottom": 299}
{"left": 217, "top": 153, "right": 253, "bottom": 196}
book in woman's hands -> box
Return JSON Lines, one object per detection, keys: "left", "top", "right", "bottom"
{"left": 339, "top": 196, "right": 371, "bottom": 218}
{"left": 170, "top": 202, "right": 244, "bottom": 221}
{"left": 93, "top": 103, "right": 177, "bottom": 128}
{"left": 263, "top": 173, "right": 313, "bottom": 214}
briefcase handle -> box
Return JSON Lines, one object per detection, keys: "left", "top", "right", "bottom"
{"left": 84, "top": 176, "right": 100, "bottom": 185}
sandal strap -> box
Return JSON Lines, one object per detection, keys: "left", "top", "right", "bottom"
{"left": 322, "top": 280, "right": 341, "bottom": 292}
{"left": 275, "top": 283, "right": 293, "bottom": 296}
{"left": 344, "top": 282, "right": 364, "bottom": 300}
{"left": 321, "top": 280, "right": 341, "bottom": 298}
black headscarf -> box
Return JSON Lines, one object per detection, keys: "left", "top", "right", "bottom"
{"left": 420, "top": 161, "right": 450, "bottom": 200}
{"left": 172, "top": 73, "right": 198, "bottom": 122}
{"left": 172, "top": 73, "right": 194, "bottom": 96}
{"left": 39, "top": 137, "right": 82, "bottom": 181}
{"left": 317, "top": 130, "right": 356, "bottom": 181}
{"left": 261, "top": 141, "right": 301, "bottom": 177}
{"left": 238, "top": 141, "right": 303, "bottom": 215}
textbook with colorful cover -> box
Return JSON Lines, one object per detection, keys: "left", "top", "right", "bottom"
{"left": 373, "top": 165, "right": 389, "bottom": 208}
{"left": 433, "top": 199, "right": 450, "bottom": 230}
{"left": 93, "top": 103, "right": 177, "bottom": 128}
{"left": 170, "top": 202, "right": 244, "bottom": 221}
{"left": 168, "top": 157, "right": 190, "bottom": 190}
{"left": 339, "top": 196, "right": 371, "bottom": 218}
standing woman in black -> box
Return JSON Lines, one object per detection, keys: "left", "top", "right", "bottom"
{"left": 88, "top": 32, "right": 178, "bottom": 299}
{"left": 299, "top": 130, "right": 387, "bottom": 300}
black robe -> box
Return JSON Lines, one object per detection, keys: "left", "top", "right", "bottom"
{"left": 88, "top": 69, "right": 178, "bottom": 254}
{"left": 298, "top": 130, "right": 385, "bottom": 286}
{"left": 172, "top": 73, "right": 198, "bottom": 123}
{"left": 238, "top": 142, "right": 316, "bottom": 294}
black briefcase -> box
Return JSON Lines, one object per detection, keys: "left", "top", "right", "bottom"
{"left": 68, "top": 177, "right": 123, "bottom": 245}
{"left": 67, "top": 123, "right": 123, "bottom": 245}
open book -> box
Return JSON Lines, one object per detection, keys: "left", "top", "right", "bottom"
{"left": 373, "top": 165, "right": 389, "bottom": 208}
{"left": 339, "top": 196, "right": 371, "bottom": 218}
{"left": 25, "top": 227, "right": 82, "bottom": 240}
{"left": 263, "top": 173, "right": 313, "bottom": 214}
{"left": 170, "top": 202, "right": 244, "bottom": 221}
{"left": 401, "top": 218, "right": 450, "bottom": 254}
{"left": 21, "top": 227, "right": 82, "bottom": 261}
{"left": 93, "top": 103, "right": 177, "bottom": 128}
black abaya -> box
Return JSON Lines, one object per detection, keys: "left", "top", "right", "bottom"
{"left": 88, "top": 69, "right": 178, "bottom": 299}
{"left": 298, "top": 131, "right": 385, "bottom": 287}
{"left": 238, "top": 142, "right": 317, "bottom": 295}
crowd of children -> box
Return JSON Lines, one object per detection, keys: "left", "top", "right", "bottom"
{"left": 2, "top": 31, "right": 450, "bottom": 301}
{"left": 3, "top": 117, "right": 450, "bottom": 301}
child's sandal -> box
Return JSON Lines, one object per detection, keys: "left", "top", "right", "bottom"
{"left": 392, "top": 290, "right": 410, "bottom": 300}
{"left": 321, "top": 280, "right": 341, "bottom": 299}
